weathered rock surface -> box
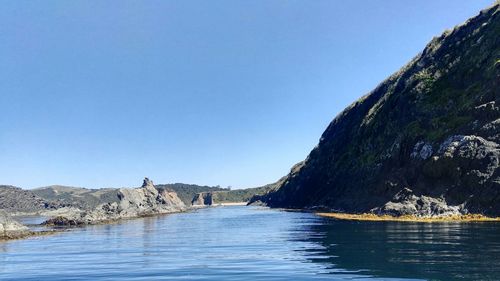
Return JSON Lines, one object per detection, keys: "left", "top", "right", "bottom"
{"left": 43, "top": 178, "right": 186, "bottom": 225}
{"left": 191, "top": 192, "right": 213, "bottom": 206}
{"left": 0, "top": 210, "right": 30, "bottom": 239}
{"left": 34, "top": 183, "right": 228, "bottom": 209}
{"left": 258, "top": 4, "right": 500, "bottom": 217}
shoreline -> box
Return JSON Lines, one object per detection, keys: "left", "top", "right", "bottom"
{"left": 215, "top": 202, "right": 248, "bottom": 206}
{"left": 316, "top": 212, "right": 500, "bottom": 222}
{"left": 1, "top": 208, "right": 193, "bottom": 242}
{"left": 0, "top": 229, "right": 62, "bottom": 242}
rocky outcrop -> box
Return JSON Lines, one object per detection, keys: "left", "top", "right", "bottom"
{"left": 43, "top": 178, "right": 186, "bottom": 225}
{"left": 258, "top": 4, "right": 500, "bottom": 217}
{"left": 191, "top": 192, "right": 213, "bottom": 206}
{"left": 0, "top": 210, "right": 30, "bottom": 239}
{"left": 372, "top": 188, "right": 464, "bottom": 217}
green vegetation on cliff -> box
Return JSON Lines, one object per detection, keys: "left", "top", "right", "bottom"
{"left": 212, "top": 184, "right": 276, "bottom": 203}
{"left": 259, "top": 3, "right": 500, "bottom": 217}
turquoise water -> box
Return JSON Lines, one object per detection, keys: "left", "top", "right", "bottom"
{"left": 1, "top": 206, "right": 500, "bottom": 280}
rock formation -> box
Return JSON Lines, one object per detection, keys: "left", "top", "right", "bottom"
{"left": 0, "top": 210, "right": 30, "bottom": 239}
{"left": 44, "top": 178, "right": 186, "bottom": 225}
{"left": 257, "top": 4, "right": 500, "bottom": 217}
{"left": 191, "top": 192, "right": 213, "bottom": 206}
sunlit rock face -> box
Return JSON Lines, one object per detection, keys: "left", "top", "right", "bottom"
{"left": 43, "top": 178, "right": 187, "bottom": 225}
{"left": 260, "top": 4, "right": 500, "bottom": 216}
{"left": 0, "top": 210, "right": 29, "bottom": 238}
{"left": 191, "top": 192, "right": 213, "bottom": 206}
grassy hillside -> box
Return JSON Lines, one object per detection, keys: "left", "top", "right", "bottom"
{"left": 32, "top": 185, "right": 119, "bottom": 210}
{"left": 212, "top": 185, "right": 275, "bottom": 203}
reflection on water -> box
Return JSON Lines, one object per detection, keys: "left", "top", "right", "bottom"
{"left": 0, "top": 206, "right": 499, "bottom": 281}
{"left": 299, "top": 217, "right": 500, "bottom": 281}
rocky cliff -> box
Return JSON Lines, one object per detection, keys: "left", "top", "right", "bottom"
{"left": 259, "top": 4, "right": 500, "bottom": 217}
{"left": 44, "top": 178, "right": 186, "bottom": 225}
{"left": 191, "top": 192, "right": 213, "bottom": 206}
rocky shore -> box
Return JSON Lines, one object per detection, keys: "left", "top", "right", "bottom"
{"left": 316, "top": 212, "right": 500, "bottom": 223}
{"left": 0, "top": 210, "right": 33, "bottom": 240}
{"left": 0, "top": 178, "right": 189, "bottom": 240}
{"left": 42, "top": 178, "right": 187, "bottom": 226}
{"left": 0, "top": 176, "right": 271, "bottom": 241}
{"left": 255, "top": 4, "right": 500, "bottom": 218}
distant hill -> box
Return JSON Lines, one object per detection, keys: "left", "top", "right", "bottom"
{"left": 212, "top": 184, "right": 278, "bottom": 203}
{"left": 1, "top": 181, "right": 274, "bottom": 212}
{"left": 32, "top": 185, "right": 120, "bottom": 210}
{"left": 156, "top": 183, "right": 226, "bottom": 205}
{"left": 0, "top": 185, "right": 58, "bottom": 213}
{"left": 32, "top": 183, "right": 227, "bottom": 207}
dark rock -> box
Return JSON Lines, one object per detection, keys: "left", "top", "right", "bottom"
{"left": 42, "top": 216, "right": 84, "bottom": 226}
{"left": 259, "top": 3, "right": 500, "bottom": 217}
{"left": 191, "top": 192, "right": 213, "bottom": 206}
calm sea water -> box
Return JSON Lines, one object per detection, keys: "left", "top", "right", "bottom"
{"left": 1, "top": 206, "right": 500, "bottom": 281}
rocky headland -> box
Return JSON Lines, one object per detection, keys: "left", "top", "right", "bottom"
{"left": 43, "top": 178, "right": 186, "bottom": 226}
{"left": 253, "top": 3, "right": 500, "bottom": 220}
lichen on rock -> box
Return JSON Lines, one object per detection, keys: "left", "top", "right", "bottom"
{"left": 257, "top": 3, "right": 500, "bottom": 218}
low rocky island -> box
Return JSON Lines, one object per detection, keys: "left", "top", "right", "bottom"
{"left": 42, "top": 178, "right": 187, "bottom": 226}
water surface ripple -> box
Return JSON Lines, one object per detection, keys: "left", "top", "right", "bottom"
{"left": 1, "top": 206, "right": 499, "bottom": 280}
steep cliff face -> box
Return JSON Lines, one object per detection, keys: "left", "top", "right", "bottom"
{"left": 191, "top": 192, "right": 213, "bottom": 206}
{"left": 262, "top": 4, "right": 500, "bottom": 216}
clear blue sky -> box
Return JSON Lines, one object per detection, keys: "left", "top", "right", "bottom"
{"left": 0, "top": 0, "right": 492, "bottom": 189}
